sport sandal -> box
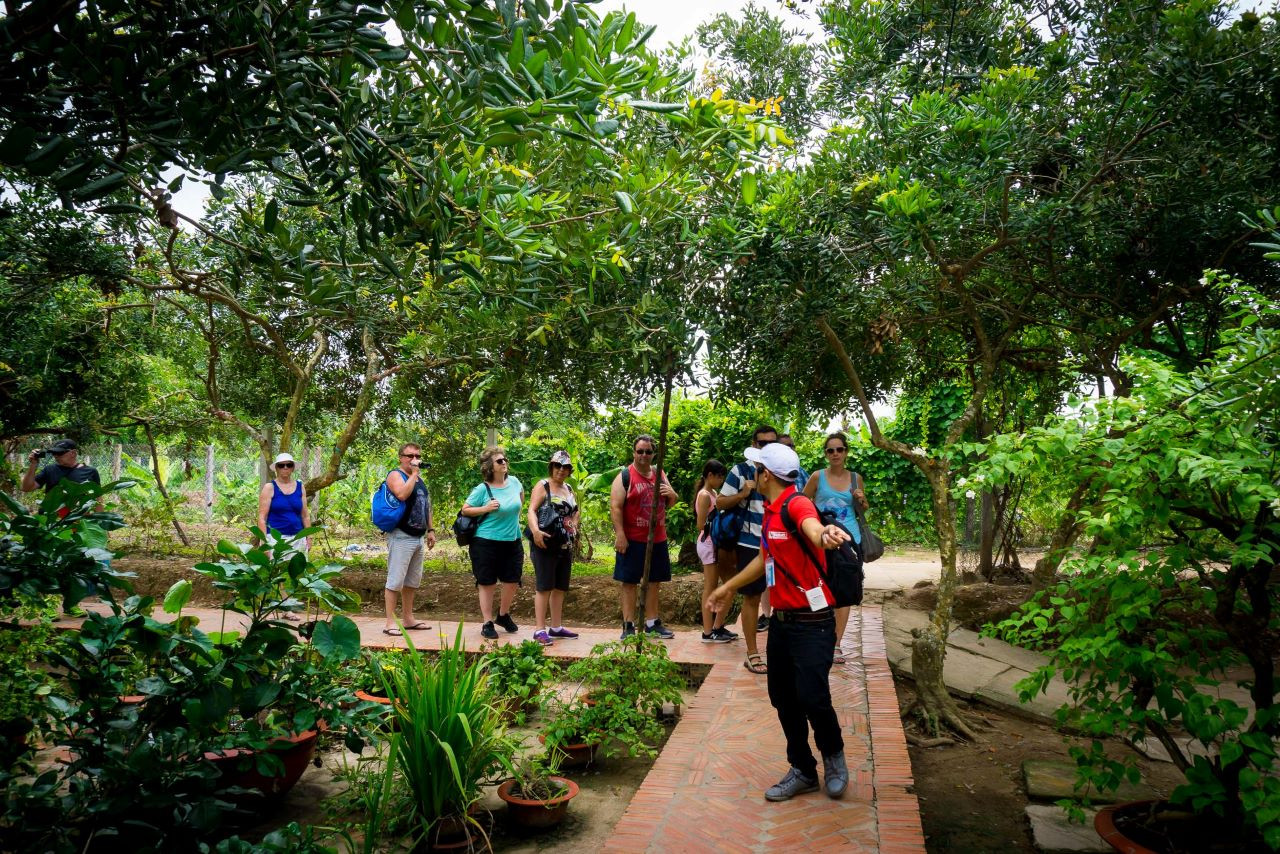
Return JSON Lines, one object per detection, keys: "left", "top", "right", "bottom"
{"left": 743, "top": 653, "right": 767, "bottom": 674}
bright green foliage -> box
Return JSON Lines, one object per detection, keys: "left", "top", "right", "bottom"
{"left": 1, "top": 499, "right": 378, "bottom": 850}
{"left": 381, "top": 627, "right": 514, "bottom": 836}
{"left": 484, "top": 638, "right": 558, "bottom": 724}
{"left": 0, "top": 479, "right": 131, "bottom": 610}
{"left": 980, "top": 275, "right": 1280, "bottom": 845}
{"left": 545, "top": 632, "right": 685, "bottom": 759}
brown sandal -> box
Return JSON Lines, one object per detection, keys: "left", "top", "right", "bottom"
{"left": 743, "top": 653, "right": 767, "bottom": 674}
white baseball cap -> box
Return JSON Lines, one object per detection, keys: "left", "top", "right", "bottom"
{"left": 743, "top": 443, "right": 800, "bottom": 482}
{"left": 272, "top": 452, "right": 297, "bottom": 469}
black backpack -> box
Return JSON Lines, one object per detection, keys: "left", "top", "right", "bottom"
{"left": 778, "top": 494, "right": 864, "bottom": 607}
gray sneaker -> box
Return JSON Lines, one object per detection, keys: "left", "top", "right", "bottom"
{"left": 823, "top": 752, "right": 849, "bottom": 799}
{"left": 764, "top": 767, "right": 819, "bottom": 802}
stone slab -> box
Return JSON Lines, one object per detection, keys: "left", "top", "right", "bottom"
{"left": 976, "top": 669, "right": 1073, "bottom": 719}
{"left": 1023, "top": 759, "right": 1156, "bottom": 803}
{"left": 947, "top": 627, "right": 1052, "bottom": 673}
{"left": 1133, "top": 735, "right": 1217, "bottom": 764}
{"left": 1025, "top": 805, "right": 1109, "bottom": 853}
{"left": 942, "top": 648, "right": 1014, "bottom": 699}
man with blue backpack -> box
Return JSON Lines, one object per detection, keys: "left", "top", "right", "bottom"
{"left": 374, "top": 442, "right": 435, "bottom": 636}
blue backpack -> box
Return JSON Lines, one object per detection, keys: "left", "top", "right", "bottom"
{"left": 371, "top": 470, "right": 411, "bottom": 533}
{"left": 707, "top": 502, "right": 745, "bottom": 550}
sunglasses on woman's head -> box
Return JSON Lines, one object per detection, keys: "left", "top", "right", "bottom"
{"left": 825, "top": 446, "right": 847, "bottom": 454}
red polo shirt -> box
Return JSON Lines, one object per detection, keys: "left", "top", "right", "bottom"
{"left": 761, "top": 486, "right": 833, "bottom": 611}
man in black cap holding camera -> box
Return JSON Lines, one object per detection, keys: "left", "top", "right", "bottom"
{"left": 21, "top": 439, "right": 101, "bottom": 500}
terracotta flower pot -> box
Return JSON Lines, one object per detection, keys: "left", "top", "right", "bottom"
{"left": 426, "top": 805, "right": 492, "bottom": 851}
{"left": 203, "top": 729, "right": 318, "bottom": 799}
{"left": 1094, "top": 799, "right": 1248, "bottom": 854}
{"left": 496, "top": 776, "right": 580, "bottom": 829}
{"left": 1095, "top": 802, "right": 1162, "bottom": 854}
{"left": 537, "top": 733, "right": 597, "bottom": 768}
{"left": 354, "top": 689, "right": 392, "bottom": 705}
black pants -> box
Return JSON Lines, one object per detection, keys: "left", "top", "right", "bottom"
{"left": 766, "top": 614, "right": 844, "bottom": 779}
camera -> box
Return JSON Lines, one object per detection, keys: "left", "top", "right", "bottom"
{"left": 30, "top": 448, "right": 52, "bottom": 460}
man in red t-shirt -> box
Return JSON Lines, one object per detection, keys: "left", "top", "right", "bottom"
{"left": 708, "top": 442, "right": 852, "bottom": 802}
{"left": 609, "top": 434, "right": 678, "bottom": 640}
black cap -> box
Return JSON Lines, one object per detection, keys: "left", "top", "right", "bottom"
{"left": 49, "top": 439, "right": 78, "bottom": 453}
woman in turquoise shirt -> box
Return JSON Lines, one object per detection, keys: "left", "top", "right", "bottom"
{"left": 803, "top": 431, "right": 867, "bottom": 664}
{"left": 460, "top": 446, "right": 525, "bottom": 640}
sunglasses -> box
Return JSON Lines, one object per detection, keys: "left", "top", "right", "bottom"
{"left": 494, "top": 458, "right": 508, "bottom": 464}
{"left": 825, "top": 446, "right": 847, "bottom": 454}
{"left": 634, "top": 448, "right": 654, "bottom": 456}
{"left": 552, "top": 462, "right": 574, "bottom": 471}
{"left": 276, "top": 462, "right": 295, "bottom": 469}
{"left": 401, "top": 453, "right": 421, "bottom": 458}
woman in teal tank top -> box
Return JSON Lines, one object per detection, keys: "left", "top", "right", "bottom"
{"left": 803, "top": 431, "right": 868, "bottom": 663}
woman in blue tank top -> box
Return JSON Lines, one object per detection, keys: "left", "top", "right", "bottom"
{"left": 803, "top": 431, "right": 867, "bottom": 663}
{"left": 257, "top": 452, "right": 310, "bottom": 545}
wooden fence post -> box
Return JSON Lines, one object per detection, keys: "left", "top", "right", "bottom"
{"left": 111, "top": 444, "right": 122, "bottom": 481}
{"left": 204, "top": 444, "right": 215, "bottom": 524}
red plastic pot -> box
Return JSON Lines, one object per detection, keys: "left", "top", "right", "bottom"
{"left": 496, "top": 776, "right": 580, "bottom": 829}
{"left": 203, "top": 729, "right": 318, "bottom": 798}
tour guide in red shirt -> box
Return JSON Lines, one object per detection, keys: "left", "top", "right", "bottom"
{"left": 708, "top": 441, "right": 852, "bottom": 802}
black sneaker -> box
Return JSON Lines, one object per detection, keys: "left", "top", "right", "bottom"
{"left": 481, "top": 621, "right": 498, "bottom": 639}
{"left": 645, "top": 619, "right": 675, "bottom": 640}
{"left": 719, "top": 626, "right": 739, "bottom": 639}
{"left": 495, "top": 612, "right": 518, "bottom": 633}
{"left": 702, "top": 628, "right": 733, "bottom": 644}
{"left": 620, "top": 621, "right": 636, "bottom": 639}
{"left": 757, "top": 615, "right": 770, "bottom": 632}
{"left": 710, "top": 627, "right": 738, "bottom": 642}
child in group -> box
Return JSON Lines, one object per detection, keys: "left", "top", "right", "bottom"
{"left": 694, "top": 459, "right": 737, "bottom": 643}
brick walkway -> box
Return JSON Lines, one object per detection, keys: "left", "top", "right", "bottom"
{"left": 81, "top": 603, "right": 924, "bottom": 852}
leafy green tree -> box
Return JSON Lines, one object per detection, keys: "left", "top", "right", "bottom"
{"left": 703, "top": 0, "right": 1279, "bottom": 736}
{"left": 982, "top": 274, "right": 1280, "bottom": 848}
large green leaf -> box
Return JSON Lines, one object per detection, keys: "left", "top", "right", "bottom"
{"left": 311, "top": 615, "right": 362, "bottom": 660}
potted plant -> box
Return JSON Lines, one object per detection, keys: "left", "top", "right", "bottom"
{"left": 543, "top": 633, "right": 686, "bottom": 765}
{"left": 381, "top": 626, "right": 515, "bottom": 849}
{"left": 352, "top": 647, "right": 407, "bottom": 705}
{"left": 496, "top": 754, "right": 580, "bottom": 830}
{"left": 978, "top": 280, "right": 1280, "bottom": 852}
{"left": 484, "top": 638, "right": 556, "bottom": 723}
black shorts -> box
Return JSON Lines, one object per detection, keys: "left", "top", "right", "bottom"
{"left": 469, "top": 537, "right": 524, "bottom": 586}
{"left": 530, "top": 544, "right": 572, "bottom": 592}
{"left": 736, "top": 543, "right": 767, "bottom": 596}
{"left": 613, "top": 539, "right": 672, "bottom": 585}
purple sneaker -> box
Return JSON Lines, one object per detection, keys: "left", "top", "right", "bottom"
{"left": 548, "top": 627, "right": 579, "bottom": 639}
{"left": 533, "top": 629, "right": 553, "bottom": 646}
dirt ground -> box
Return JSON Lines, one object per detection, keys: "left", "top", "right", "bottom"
{"left": 235, "top": 696, "right": 685, "bottom": 852}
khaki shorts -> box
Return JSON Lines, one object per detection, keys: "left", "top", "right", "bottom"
{"left": 386, "top": 529, "right": 424, "bottom": 590}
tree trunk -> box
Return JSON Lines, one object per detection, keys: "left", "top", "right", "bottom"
{"left": 977, "top": 489, "right": 996, "bottom": 577}
{"left": 111, "top": 443, "right": 122, "bottom": 481}
{"left": 638, "top": 361, "right": 675, "bottom": 652}
{"left": 143, "top": 424, "right": 190, "bottom": 547}
{"left": 258, "top": 423, "right": 274, "bottom": 484}
{"left": 915, "top": 463, "right": 980, "bottom": 739}
{"left": 817, "top": 315, "right": 978, "bottom": 739}
{"left": 1031, "top": 479, "right": 1091, "bottom": 590}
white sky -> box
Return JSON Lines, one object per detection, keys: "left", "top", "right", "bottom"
{"left": 595, "top": 0, "right": 823, "bottom": 49}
